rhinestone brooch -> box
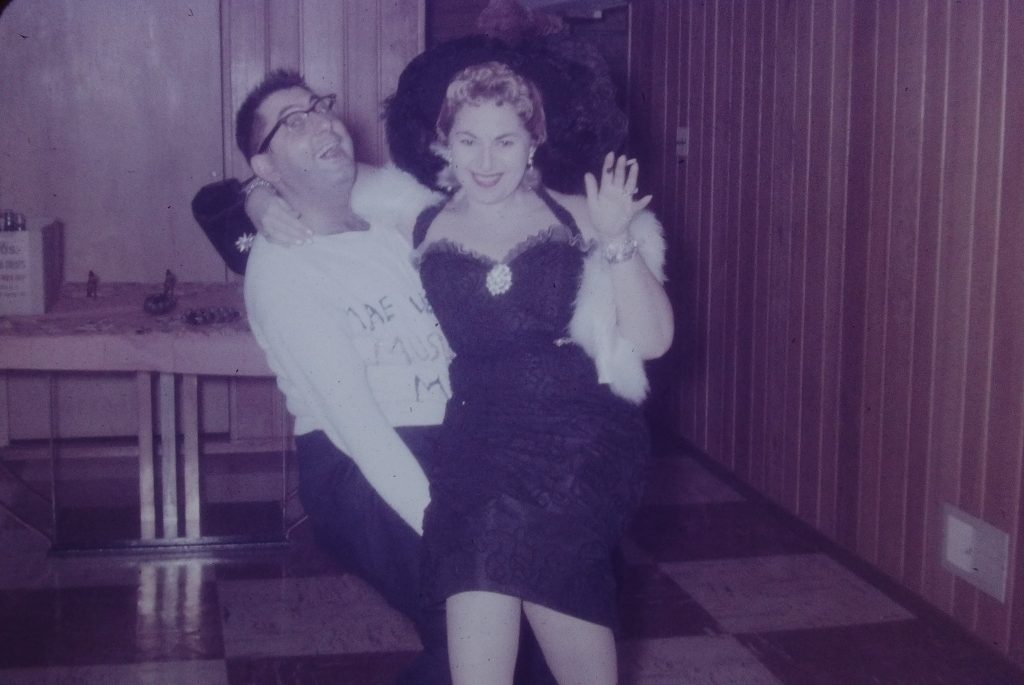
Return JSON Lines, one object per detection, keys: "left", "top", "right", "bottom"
{"left": 485, "top": 263, "right": 513, "bottom": 296}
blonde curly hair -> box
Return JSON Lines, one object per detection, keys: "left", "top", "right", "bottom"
{"left": 435, "top": 61, "right": 547, "bottom": 146}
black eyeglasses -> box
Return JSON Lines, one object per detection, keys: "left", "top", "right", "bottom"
{"left": 255, "top": 93, "right": 338, "bottom": 155}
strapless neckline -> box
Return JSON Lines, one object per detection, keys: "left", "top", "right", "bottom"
{"left": 416, "top": 223, "right": 590, "bottom": 268}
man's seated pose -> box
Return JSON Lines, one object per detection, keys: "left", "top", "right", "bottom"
{"left": 193, "top": 69, "right": 557, "bottom": 685}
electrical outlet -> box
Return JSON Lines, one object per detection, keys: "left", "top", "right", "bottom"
{"left": 944, "top": 513, "right": 975, "bottom": 572}
{"left": 942, "top": 504, "right": 1009, "bottom": 602}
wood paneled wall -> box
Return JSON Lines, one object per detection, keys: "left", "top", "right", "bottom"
{"left": 0, "top": 0, "right": 423, "bottom": 284}
{"left": 0, "top": 0, "right": 226, "bottom": 283}
{"left": 0, "top": 0, "right": 424, "bottom": 440}
{"left": 630, "top": 0, "right": 1024, "bottom": 666}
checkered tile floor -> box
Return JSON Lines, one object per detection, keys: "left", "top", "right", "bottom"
{"left": 1, "top": 450, "right": 1021, "bottom": 684}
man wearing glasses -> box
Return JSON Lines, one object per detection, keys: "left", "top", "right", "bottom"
{"left": 197, "top": 69, "right": 453, "bottom": 684}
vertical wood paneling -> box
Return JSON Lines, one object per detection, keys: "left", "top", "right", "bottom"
{"left": 765, "top": 0, "right": 795, "bottom": 504}
{"left": 749, "top": 0, "right": 778, "bottom": 493}
{"left": 876, "top": 0, "right": 926, "bottom": 579}
{"left": 925, "top": 0, "right": 981, "bottom": 613}
{"left": 631, "top": 0, "right": 1024, "bottom": 669}
{"left": 299, "top": 0, "right": 347, "bottom": 105}
{"left": 858, "top": 0, "right": 895, "bottom": 563}
{"left": 640, "top": 0, "right": 689, "bottom": 433}
{"left": 798, "top": 0, "right": 832, "bottom": 523}
{"left": 818, "top": 0, "right": 853, "bottom": 538}
{"left": 0, "top": 0, "right": 422, "bottom": 438}
{"left": 706, "top": 1, "right": 734, "bottom": 464}
{"left": 953, "top": 0, "right": 1006, "bottom": 629}
{"left": 694, "top": 0, "right": 715, "bottom": 451}
{"left": 0, "top": 0, "right": 224, "bottom": 282}
{"left": 720, "top": 0, "right": 741, "bottom": 473}
{"left": 991, "top": 1, "right": 1024, "bottom": 661}
{"left": 904, "top": 0, "right": 947, "bottom": 596}
{"left": 679, "top": 0, "right": 707, "bottom": 443}
{"left": 268, "top": 0, "right": 301, "bottom": 69}
{"left": 223, "top": 0, "right": 269, "bottom": 183}
{"left": 648, "top": 1, "right": 670, "bottom": 223}
{"left": 733, "top": 0, "right": 762, "bottom": 483}
{"left": 666, "top": 1, "right": 686, "bottom": 287}
{"left": 782, "top": 0, "right": 811, "bottom": 514}
{"left": 662, "top": 1, "right": 688, "bottom": 430}
{"left": 834, "top": 0, "right": 874, "bottom": 549}
{"left": 641, "top": 0, "right": 672, "bottom": 437}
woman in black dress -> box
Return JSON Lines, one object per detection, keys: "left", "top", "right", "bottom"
{"left": 408, "top": 59, "right": 673, "bottom": 685}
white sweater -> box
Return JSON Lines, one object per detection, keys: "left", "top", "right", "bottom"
{"left": 244, "top": 167, "right": 449, "bottom": 533}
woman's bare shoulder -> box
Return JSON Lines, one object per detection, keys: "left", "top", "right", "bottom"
{"left": 418, "top": 198, "right": 466, "bottom": 244}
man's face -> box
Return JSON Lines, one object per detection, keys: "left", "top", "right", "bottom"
{"left": 253, "top": 86, "right": 355, "bottom": 190}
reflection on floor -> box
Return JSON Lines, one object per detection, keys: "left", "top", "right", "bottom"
{"left": 1, "top": 448, "right": 1022, "bottom": 684}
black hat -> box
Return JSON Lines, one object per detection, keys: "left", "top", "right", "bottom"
{"left": 385, "top": 33, "right": 627, "bottom": 195}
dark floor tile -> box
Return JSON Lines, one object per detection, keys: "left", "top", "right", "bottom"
{"left": 213, "top": 522, "right": 346, "bottom": 582}
{"left": 627, "top": 502, "right": 817, "bottom": 562}
{"left": 56, "top": 505, "right": 141, "bottom": 545}
{"left": 616, "top": 563, "right": 719, "bottom": 639}
{"left": 53, "top": 500, "right": 285, "bottom": 548}
{"left": 739, "top": 619, "right": 1024, "bottom": 685}
{"left": 0, "top": 581, "right": 224, "bottom": 668}
{"left": 201, "top": 501, "right": 285, "bottom": 538}
{"left": 226, "top": 651, "right": 418, "bottom": 685}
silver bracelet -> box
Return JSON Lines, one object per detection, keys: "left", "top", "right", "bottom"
{"left": 602, "top": 236, "right": 639, "bottom": 264}
{"left": 242, "top": 176, "right": 272, "bottom": 197}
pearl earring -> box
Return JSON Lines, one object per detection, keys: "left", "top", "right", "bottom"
{"left": 521, "top": 147, "right": 541, "bottom": 190}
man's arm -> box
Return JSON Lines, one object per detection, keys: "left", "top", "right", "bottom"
{"left": 246, "top": 257, "right": 431, "bottom": 533}
{"left": 191, "top": 179, "right": 255, "bottom": 275}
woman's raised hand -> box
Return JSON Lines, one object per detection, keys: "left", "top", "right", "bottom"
{"left": 244, "top": 183, "right": 313, "bottom": 246}
{"left": 583, "top": 152, "right": 653, "bottom": 240}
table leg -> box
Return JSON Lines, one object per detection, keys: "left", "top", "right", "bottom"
{"left": 158, "top": 373, "right": 178, "bottom": 538}
{"left": 181, "top": 374, "right": 200, "bottom": 538}
{"left": 137, "top": 372, "right": 156, "bottom": 540}
{"left": 0, "top": 371, "right": 9, "bottom": 448}
{"left": 48, "top": 374, "right": 60, "bottom": 547}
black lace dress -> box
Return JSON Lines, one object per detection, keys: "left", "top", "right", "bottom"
{"left": 414, "top": 189, "right": 650, "bottom": 628}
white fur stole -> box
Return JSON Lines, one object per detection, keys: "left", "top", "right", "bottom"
{"left": 351, "top": 164, "right": 444, "bottom": 237}
{"left": 568, "top": 210, "right": 667, "bottom": 404}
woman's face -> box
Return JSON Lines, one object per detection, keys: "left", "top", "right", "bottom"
{"left": 447, "top": 99, "right": 533, "bottom": 204}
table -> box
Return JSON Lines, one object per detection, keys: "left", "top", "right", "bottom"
{"left": 0, "top": 281, "right": 275, "bottom": 548}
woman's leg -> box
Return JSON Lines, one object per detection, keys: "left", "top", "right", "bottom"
{"left": 447, "top": 591, "right": 522, "bottom": 685}
{"left": 522, "top": 601, "right": 617, "bottom": 685}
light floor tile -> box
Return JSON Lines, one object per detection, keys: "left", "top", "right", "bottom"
{"left": 0, "top": 660, "right": 228, "bottom": 685}
{"left": 618, "top": 635, "right": 782, "bottom": 685}
{"left": 661, "top": 553, "right": 913, "bottom": 633}
{"left": 644, "top": 458, "right": 744, "bottom": 506}
{"left": 218, "top": 573, "right": 421, "bottom": 658}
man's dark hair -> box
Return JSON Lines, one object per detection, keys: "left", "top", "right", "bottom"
{"left": 236, "top": 69, "right": 310, "bottom": 161}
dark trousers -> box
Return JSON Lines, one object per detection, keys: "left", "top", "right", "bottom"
{"left": 295, "top": 429, "right": 557, "bottom": 685}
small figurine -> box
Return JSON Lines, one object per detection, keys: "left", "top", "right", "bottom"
{"left": 143, "top": 269, "right": 178, "bottom": 315}
{"left": 163, "top": 269, "right": 176, "bottom": 298}
{"left": 86, "top": 271, "right": 99, "bottom": 298}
